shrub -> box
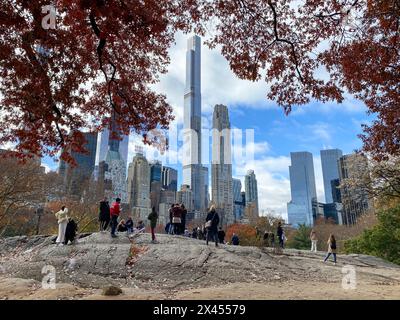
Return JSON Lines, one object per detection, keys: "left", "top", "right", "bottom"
{"left": 344, "top": 205, "right": 400, "bottom": 265}
{"left": 286, "top": 224, "right": 312, "bottom": 250}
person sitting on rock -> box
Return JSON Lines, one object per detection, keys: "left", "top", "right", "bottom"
{"left": 125, "top": 217, "right": 134, "bottom": 234}
{"left": 117, "top": 219, "right": 127, "bottom": 232}
{"left": 136, "top": 220, "right": 145, "bottom": 233}
{"left": 231, "top": 233, "right": 240, "bottom": 246}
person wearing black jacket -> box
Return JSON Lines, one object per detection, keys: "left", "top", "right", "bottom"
{"left": 99, "top": 197, "right": 110, "bottom": 231}
{"left": 205, "top": 206, "right": 220, "bottom": 247}
{"left": 64, "top": 218, "right": 78, "bottom": 245}
{"left": 277, "top": 222, "right": 284, "bottom": 248}
{"left": 180, "top": 204, "right": 187, "bottom": 235}
{"left": 217, "top": 227, "right": 226, "bottom": 244}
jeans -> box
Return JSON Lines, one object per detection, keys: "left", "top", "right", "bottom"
{"left": 324, "top": 252, "right": 337, "bottom": 263}
{"left": 151, "top": 227, "right": 156, "bottom": 241}
{"left": 311, "top": 240, "right": 318, "bottom": 252}
{"left": 110, "top": 215, "right": 118, "bottom": 235}
{"left": 206, "top": 229, "right": 218, "bottom": 246}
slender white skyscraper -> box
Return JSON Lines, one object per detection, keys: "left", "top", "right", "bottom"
{"left": 182, "top": 35, "right": 206, "bottom": 211}
{"left": 320, "top": 149, "right": 343, "bottom": 203}
{"left": 287, "top": 152, "right": 317, "bottom": 227}
{"left": 211, "top": 104, "right": 233, "bottom": 225}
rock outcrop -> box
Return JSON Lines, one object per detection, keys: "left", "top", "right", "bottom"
{"left": 1, "top": 232, "right": 399, "bottom": 299}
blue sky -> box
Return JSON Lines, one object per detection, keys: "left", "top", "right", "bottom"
{"left": 42, "top": 32, "right": 373, "bottom": 219}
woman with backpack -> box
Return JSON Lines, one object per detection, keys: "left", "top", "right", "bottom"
{"left": 323, "top": 234, "right": 337, "bottom": 265}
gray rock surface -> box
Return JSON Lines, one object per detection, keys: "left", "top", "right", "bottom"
{"left": 1, "top": 232, "right": 400, "bottom": 293}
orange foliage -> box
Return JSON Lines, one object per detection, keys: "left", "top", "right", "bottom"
{"left": 226, "top": 223, "right": 257, "bottom": 246}
{"left": 1, "top": 1, "right": 398, "bottom": 162}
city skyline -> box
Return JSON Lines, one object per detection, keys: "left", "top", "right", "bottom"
{"left": 41, "top": 32, "right": 373, "bottom": 220}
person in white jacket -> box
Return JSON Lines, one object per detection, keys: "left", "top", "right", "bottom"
{"left": 55, "top": 206, "right": 69, "bottom": 245}
{"left": 310, "top": 229, "right": 318, "bottom": 252}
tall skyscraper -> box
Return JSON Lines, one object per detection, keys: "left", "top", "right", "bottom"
{"left": 127, "top": 147, "right": 151, "bottom": 220}
{"left": 59, "top": 131, "right": 98, "bottom": 196}
{"left": 287, "top": 152, "right": 317, "bottom": 227}
{"left": 161, "top": 166, "right": 178, "bottom": 192}
{"left": 182, "top": 35, "right": 207, "bottom": 212}
{"left": 233, "top": 178, "right": 244, "bottom": 221}
{"left": 150, "top": 161, "right": 162, "bottom": 183}
{"left": 320, "top": 149, "right": 343, "bottom": 203}
{"left": 211, "top": 104, "right": 233, "bottom": 225}
{"left": 338, "top": 153, "right": 372, "bottom": 225}
{"left": 95, "top": 117, "right": 129, "bottom": 171}
{"left": 149, "top": 161, "right": 162, "bottom": 210}
{"left": 202, "top": 166, "right": 210, "bottom": 209}
{"left": 96, "top": 112, "right": 129, "bottom": 202}
{"left": 245, "top": 170, "right": 259, "bottom": 218}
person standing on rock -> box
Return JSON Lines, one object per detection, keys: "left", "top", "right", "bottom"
{"left": 323, "top": 234, "right": 337, "bottom": 265}
{"left": 148, "top": 206, "right": 158, "bottom": 243}
{"left": 270, "top": 232, "right": 275, "bottom": 247}
{"left": 110, "top": 198, "right": 121, "bottom": 238}
{"left": 180, "top": 204, "right": 187, "bottom": 235}
{"left": 310, "top": 229, "right": 318, "bottom": 252}
{"left": 99, "top": 197, "right": 110, "bottom": 232}
{"left": 168, "top": 204, "right": 174, "bottom": 234}
{"left": 277, "top": 222, "right": 284, "bottom": 248}
{"left": 205, "top": 206, "right": 220, "bottom": 247}
{"left": 263, "top": 231, "right": 269, "bottom": 247}
{"left": 55, "top": 206, "right": 69, "bottom": 246}
{"left": 217, "top": 227, "right": 226, "bottom": 244}
{"left": 171, "top": 204, "right": 182, "bottom": 235}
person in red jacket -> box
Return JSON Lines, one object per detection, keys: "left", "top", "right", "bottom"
{"left": 110, "top": 198, "right": 121, "bottom": 238}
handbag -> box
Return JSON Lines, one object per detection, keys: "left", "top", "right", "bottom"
{"left": 205, "top": 211, "right": 217, "bottom": 229}
{"left": 172, "top": 216, "right": 181, "bottom": 224}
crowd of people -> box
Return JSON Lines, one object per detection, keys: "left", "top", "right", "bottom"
{"left": 53, "top": 198, "right": 339, "bottom": 264}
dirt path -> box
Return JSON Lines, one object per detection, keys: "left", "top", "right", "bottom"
{"left": 1, "top": 276, "right": 399, "bottom": 300}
